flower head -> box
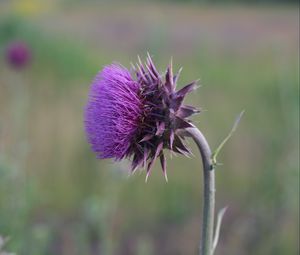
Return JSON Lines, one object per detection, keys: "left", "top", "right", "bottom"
{"left": 5, "top": 41, "right": 31, "bottom": 70}
{"left": 85, "top": 54, "right": 200, "bottom": 181}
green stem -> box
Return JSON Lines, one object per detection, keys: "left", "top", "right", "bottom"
{"left": 185, "top": 126, "right": 215, "bottom": 255}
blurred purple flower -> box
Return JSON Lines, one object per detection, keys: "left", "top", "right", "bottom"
{"left": 84, "top": 54, "right": 200, "bottom": 181}
{"left": 5, "top": 41, "right": 31, "bottom": 70}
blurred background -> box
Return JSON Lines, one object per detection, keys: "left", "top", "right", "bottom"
{"left": 0, "top": 0, "right": 298, "bottom": 254}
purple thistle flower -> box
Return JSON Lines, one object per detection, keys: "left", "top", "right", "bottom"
{"left": 84, "top": 54, "right": 200, "bottom": 181}
{"left": 5, "top": 41, "right": 31, "bottom": 70}
{"left": 85, "top": 64, "right": 143, "bottom": 160}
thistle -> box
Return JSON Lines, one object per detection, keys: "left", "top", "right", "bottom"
{"left": 85, "top": 54, "right": 200, "bottom": 182}
{"left": 84, "top": 54, "right": 241, "bottom": 255}
{"left": 5, "top": 41, "right": 31, "bottom": 70}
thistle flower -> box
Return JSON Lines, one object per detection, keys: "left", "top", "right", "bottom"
{"left": 5, "top": 41, "right": 31, "bottom": 70}
{"left": 84, "top": 54, "right": 200, "bottom": 181}
{"left": 84, "top": 54, "right": 240, "bottom": 254}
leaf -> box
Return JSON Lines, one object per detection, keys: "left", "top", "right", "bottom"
{"left": 211, "top": 110, "right": 245, "bottom": 166}
{"left": 212, "top": 207, "right": 228, "bottom": 254}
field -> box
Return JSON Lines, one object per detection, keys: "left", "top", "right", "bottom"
{"left": 0, "top": 1, "right": 299, "bottom": 255}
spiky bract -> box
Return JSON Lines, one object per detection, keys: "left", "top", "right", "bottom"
{"left": 85, "top": 54, "right": 200, "bottom": 181}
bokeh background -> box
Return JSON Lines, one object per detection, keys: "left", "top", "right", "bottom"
{"left": 0, "top": 0, "right": 299, "bottom": 254}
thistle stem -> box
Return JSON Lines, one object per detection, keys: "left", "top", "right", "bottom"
{"left": 184, "top": 127, "right": 215, "bottom": 255}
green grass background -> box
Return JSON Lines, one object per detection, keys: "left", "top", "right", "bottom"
{"left": 0, "top": 1, "right": 298, "bottom": 254}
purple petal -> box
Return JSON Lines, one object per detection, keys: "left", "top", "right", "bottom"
{"left": 84, "top": 64, "right": 143, "bottom": 160}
